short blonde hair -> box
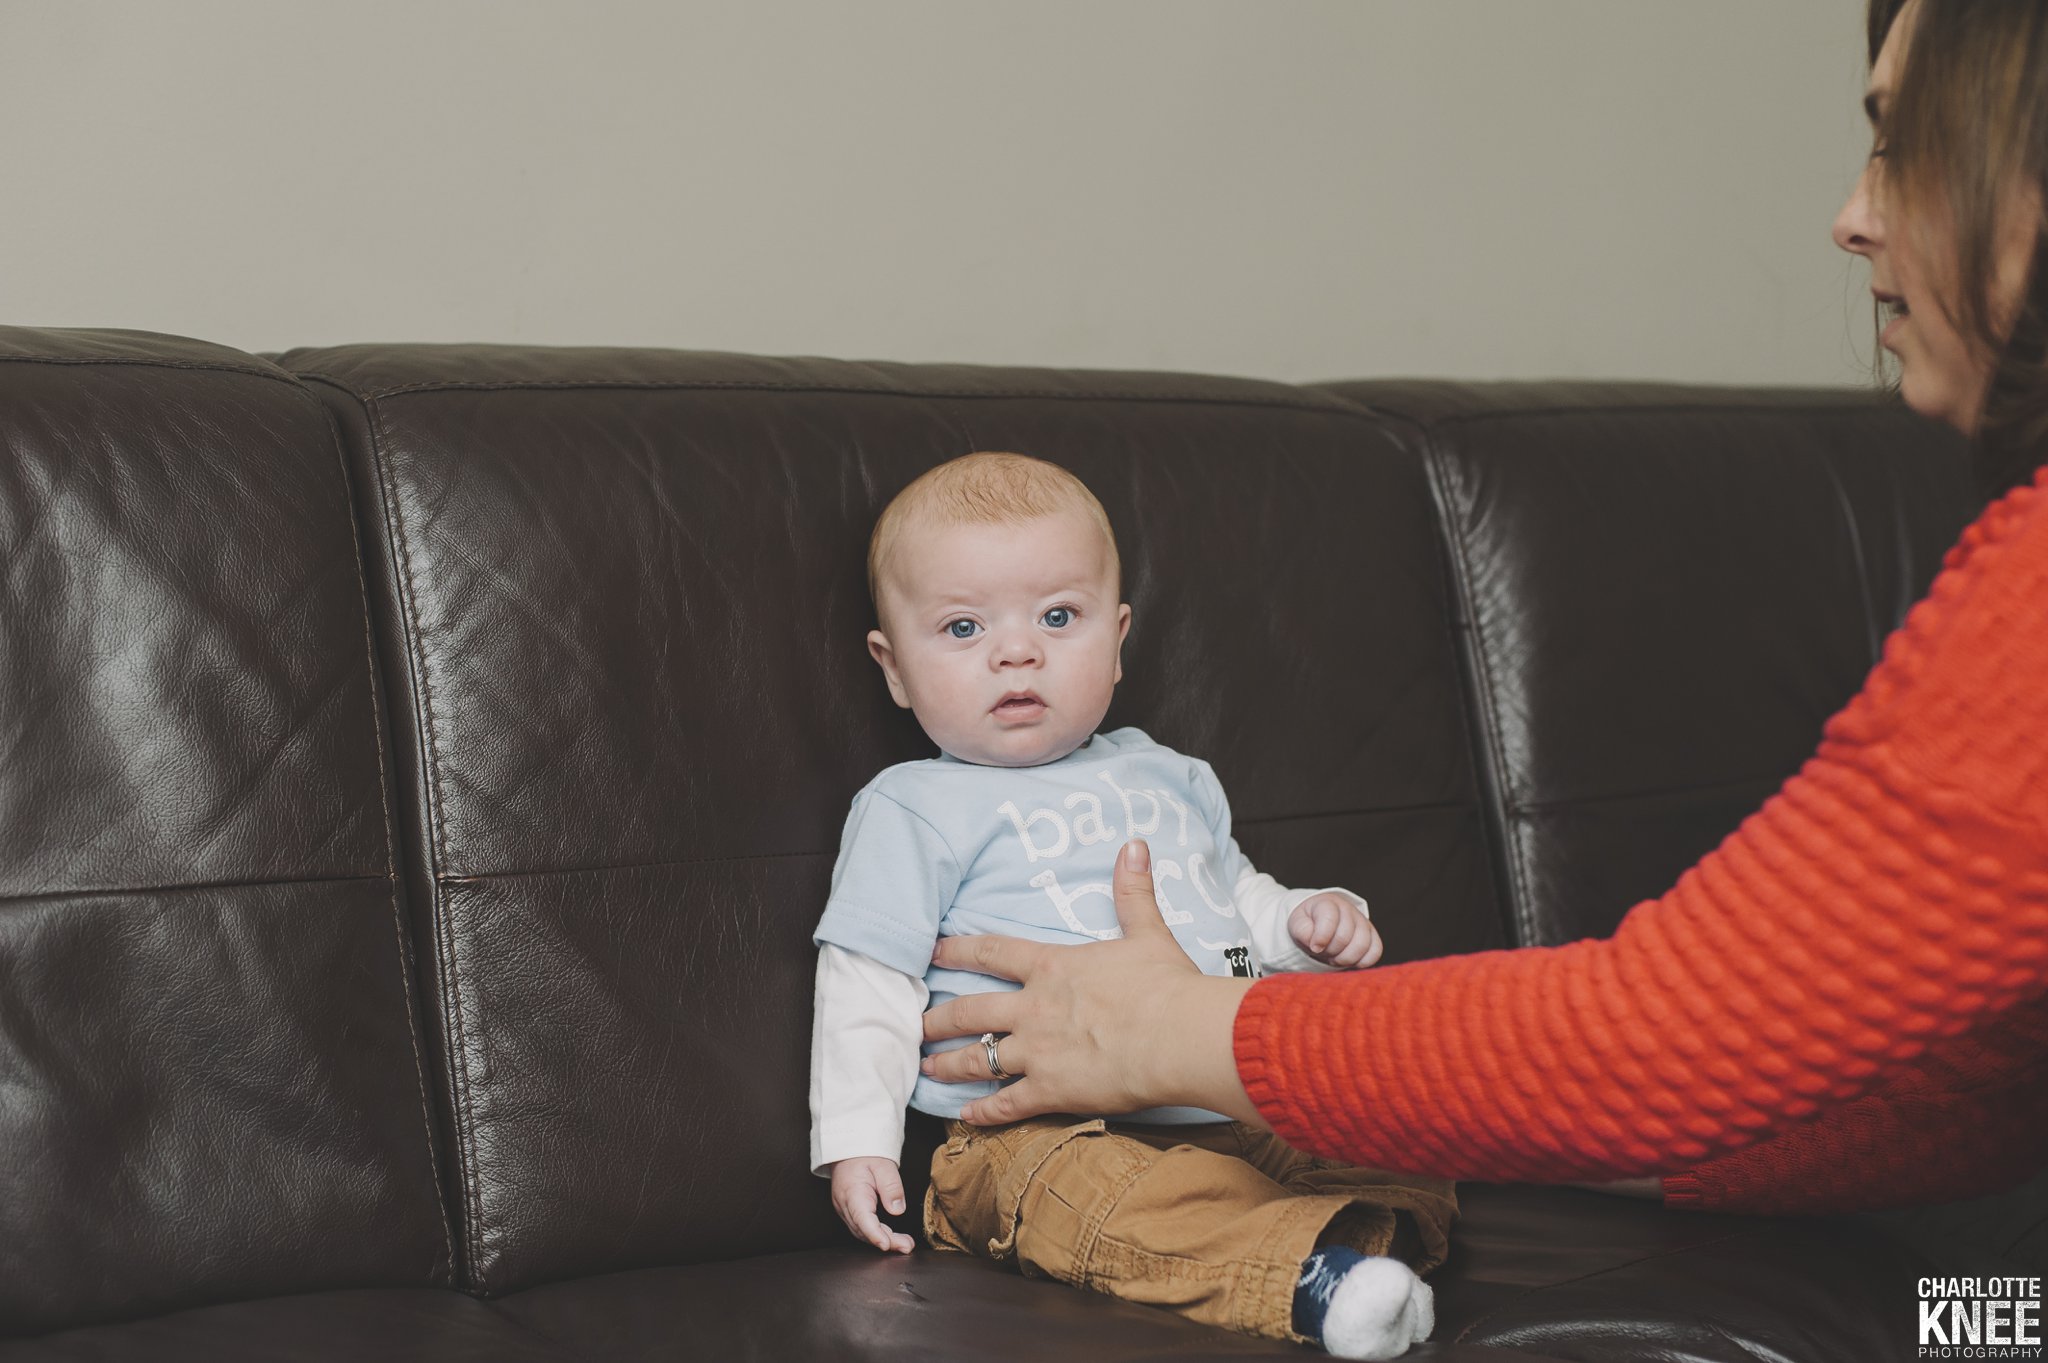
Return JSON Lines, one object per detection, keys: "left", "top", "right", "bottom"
{"left": 868, "top": 452, "right": 1120, "bottom": 617}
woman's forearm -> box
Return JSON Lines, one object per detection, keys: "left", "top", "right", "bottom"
{"left": 1234, "top": 748, "right": 2048, "bottom": 1181}
{"left": 1152, "top": 973, "right": 1263, "bottom": 1123}
{"left": 1237, "top": 489, "right": 2048, "bottom": 1183}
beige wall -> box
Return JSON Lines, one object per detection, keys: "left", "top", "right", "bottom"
{"left": 3, "top": 1, "right": 1878, "bottom": 386}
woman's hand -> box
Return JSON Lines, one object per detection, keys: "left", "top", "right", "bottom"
{"left": 919, "top": 839, "right": 1264, "bottom": 1125}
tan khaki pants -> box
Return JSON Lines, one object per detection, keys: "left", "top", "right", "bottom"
{"left": 923, "top": 1116, "right": 1458, "bottom": 1344}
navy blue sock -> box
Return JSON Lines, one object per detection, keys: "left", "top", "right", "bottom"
{"left": 1293, "top": 1246, "right": 1367, "bottom": 1343}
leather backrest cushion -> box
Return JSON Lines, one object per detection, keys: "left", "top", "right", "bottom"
{"left": 0, "top": 330, "right": 450, "bottom": 1336}
{"left": 284, "top": 345, "right": 1502, "bottom": 1293}
{"left": 1323, "top": 381, "right": 1978, "bottom": 947}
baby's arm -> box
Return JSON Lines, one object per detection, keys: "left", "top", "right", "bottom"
{"left": 811, "top": 785, "right": 961, "bottom": 1251}
{"left": 1236, "top": 871, "right": 1382, "bottom": 972}
{"left": 1187, "top": 755, "right": 1381, "bottom": 973}
{"left": 811, "top": 943, "right": 927, "bottom": 1254}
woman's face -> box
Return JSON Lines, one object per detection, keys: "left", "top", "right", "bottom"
{"left": 1832, "top": 0, "right": 2036, "bottom": 434}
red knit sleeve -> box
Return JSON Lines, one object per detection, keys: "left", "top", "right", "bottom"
{"left": 1661, "top": 995, "right": 2048, "bottom": 1213}
{"left": 1234, "top": 474, "right": 2048, "bottom": 1185}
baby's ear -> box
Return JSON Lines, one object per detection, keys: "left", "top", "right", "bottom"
{"left": 1113, "top": 604, "right": 1132, "bottom": 683}
{"left": 867, "top": 630, "right": 912, "bottom": 709}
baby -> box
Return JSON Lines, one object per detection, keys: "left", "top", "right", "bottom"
{"left": 810, "top": 453, "right": 1456, "bottom": 1360}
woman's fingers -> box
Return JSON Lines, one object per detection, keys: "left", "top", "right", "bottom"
{"left": 930, "top": 931, "right": 1045, "bottom": 983}
{"left": 1110, "top": 839, "right": 1175, "bottom": 942}
{"left": 921, "top": 1032, "right": 1025, "bottom": 1083}
{"left": 921, "top": 989, "right": 1022, "bottom": 1044}
{"left": 916, "top": 838, "right": 1239, "bottom": 1120}
{"left": 961, "top": 1078, "right": 1042, "bottom": 1126}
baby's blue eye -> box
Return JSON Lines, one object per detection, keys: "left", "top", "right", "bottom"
{"left": 1041, "top": 607, "right": 1074, "bottom": 629}
{"left": 946, "top": 619, "right": 980, "bottom": 639}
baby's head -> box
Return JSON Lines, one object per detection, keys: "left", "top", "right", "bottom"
{"left": 866, "top": 452, "right": 1131, "bottom": 768}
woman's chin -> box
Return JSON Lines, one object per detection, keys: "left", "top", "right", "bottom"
{"left": 1897, "top": 370, "right": 1981, "bottom": 436}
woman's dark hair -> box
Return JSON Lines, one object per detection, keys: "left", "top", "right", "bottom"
{"left": 1868, "top": 0, "right": 2048, "bottom": 496}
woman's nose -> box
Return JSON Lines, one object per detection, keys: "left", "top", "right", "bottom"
{"left": 1833, "top": 164, "right": 1882, "bottom": 257}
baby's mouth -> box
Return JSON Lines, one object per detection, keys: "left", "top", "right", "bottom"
{"left": 992, "top": 692, "right": 1046, "bottom": 719}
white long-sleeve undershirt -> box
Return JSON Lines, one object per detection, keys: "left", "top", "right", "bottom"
{"left": 809, "top": 866, "right": 1366, "bottom": 1174}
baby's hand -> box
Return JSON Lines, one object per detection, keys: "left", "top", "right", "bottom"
{"left": 829, "top": 1156, "right": 916, "bottom": 1254}
{"left": 1288, "top": 891, "right": 1383, "bottom": 969}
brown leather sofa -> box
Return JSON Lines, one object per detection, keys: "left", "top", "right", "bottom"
{"left": 0, "top": 325, "right": 2002, "bottom": 1361}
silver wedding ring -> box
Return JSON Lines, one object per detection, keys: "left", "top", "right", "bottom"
{"left": 981, "top": 1031, "right": 1011, "bottom": 1081}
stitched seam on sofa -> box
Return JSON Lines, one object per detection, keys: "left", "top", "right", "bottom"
{"left": 310, "top": 389, "right": 458, "bottom": 1282}
{"left": 428, "top": 799, "right": 1487, "bottom": 887}
{"left": 1449, "top": 1225, "right": 1764, "bottom": 1346}
{"left": 0, "top": 872, "right": 389, "bottom": 908}
{"left": 0, "top": 353, "right": 297, "bottom": 383}
{"left": 1506, "top": 772, "right": 1786, "bottom": 816}
{"left": 437, "top": 847, "right": 838, "bottom": 886}
{"left": 305, "top": 364, "right": 473, "bottom": 1260}
{"left": 443, "top": 798, "right": 1485, "bottom": 881}
{"left": 364, "top": 395, "right": 489, "bottom": 1290}
{"left": 1233, "top": 797, "right": 1477, "bottom": 827}
{"left": 1402, "top": 401, "right": 1899, "bottom": 432}
{"left": 368, "top": 403, "right": 460, "bottom": 881}
{"left": 287, "top": 370, "right": 1371, "bottom": 416}
{"left": 286, "top": 370, "right": 1898, "bottom": 428}
{"left": 1412, "top": 418, "right": 1527, "bottom": 949}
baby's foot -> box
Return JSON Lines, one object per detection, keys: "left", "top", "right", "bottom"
{"left": 1292, "top": 1247, "right": 1433, "bottom": 1360}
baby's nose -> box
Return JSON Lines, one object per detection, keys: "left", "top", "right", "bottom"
{"left": 991, "top": 633, "right": 1042, "bottom": 666}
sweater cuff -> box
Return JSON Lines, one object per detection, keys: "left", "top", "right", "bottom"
{"left": 1660, "top": 1173, "right": 1706, "bottom": 1208}
{"left": 1232, "top": 977, "right": 1301, "bottom": 1141}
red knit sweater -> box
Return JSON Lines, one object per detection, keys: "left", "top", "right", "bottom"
{"left": 1234, "top": 466, "right": 2048, "bottom": 1214}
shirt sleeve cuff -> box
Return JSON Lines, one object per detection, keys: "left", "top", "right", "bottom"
{"left": 813, "top": 903, "right": 936, "bottom": 980}
{"left": 812, "top": 1113, "right": 909, "bottom": 1177}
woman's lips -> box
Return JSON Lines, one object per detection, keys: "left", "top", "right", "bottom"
{"left": 1878, "top": 292, "right": 1910, "bottom": 348}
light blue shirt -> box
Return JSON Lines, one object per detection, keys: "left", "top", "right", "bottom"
{"left": 814, "top": 728, "right": 1261, "bottom": 1122}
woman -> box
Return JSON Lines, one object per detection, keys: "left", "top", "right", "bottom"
{"left": 920, "top": 0, "right": 2048, "bottom": 1220}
